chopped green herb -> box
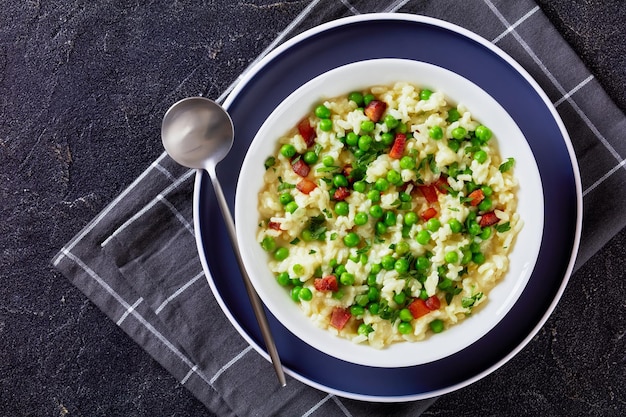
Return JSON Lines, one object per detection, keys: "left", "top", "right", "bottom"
{"left": 264, "top": 156, "right": 276, "bottom": 170}
{"left": 499, "top": 157, "right": 515, "bottom": 172}
{"left": 495, "top": 222, "right": 511, "bottom": 233}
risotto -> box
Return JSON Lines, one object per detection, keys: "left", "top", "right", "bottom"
{"left": 257, "top": 82, "right": 521, "bottom": 348}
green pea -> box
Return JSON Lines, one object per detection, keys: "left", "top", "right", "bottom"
{"left": 261, "top": 236, "right": 276, "bottom": 252}
{"left": 448, "top": 219, "right": 463, "bottom": 233}
{"left": 274, "top": 247, "right": 289, "bottom": 261}
{"left": 381, "top": 255, "right": 396, "bottom": 271}
{"left": 374, "top": 178, "right": 389, "bottom": 192}
{"left": 343, "top": 232, "right": 360, "bottom": 248}
{"left": 400, "top": 155, "right": 416, "bottom": 170}
{"left": 480, "top": 226, "right": 492, "bottom": 240}
{"left": 419, "top": 89, "right": 433, "bottom": 100}
{"left": 381, "top": 132, "right": 395, "bottom": 146}
{"left": 358, "top": 323, "right": 374, "bottom": 336}
{"left": 348, "top": 91, "right": 364, "bottom": 106}
{"left": 384, "top": 211, "right": 397, "bottom": 227}
{"left": 314, "top": 104, "right": 331, "bottom": 119}
{"left": 478, "top": 197, "right": 492, "bottom": 212}
{"left": 292, "top": 264, "right": 304, "bottom": 276}
{"left": 426, "top": 218, "right": 441, "bottom": 232}
{"left": 284, "top": 201, "right": 298, "bottom": 214}
{"left": 394, "top": 258, "right": 409, "bottom": 274}
{"left": 399, "top": 308, "right": 413, "bottom": 322}
{"left": 276, "top": 272, "right": 290, "bottom": 286}
{"left": 367, "top": 189, "right": 381, "bottom": 203}
{"left": 350, "top": 305, "right": 365, "bottom": 317}
{"left": 301, "top": 229, "right": 313, "bottom": 242}
{"left": 475, "top": 125, "right": 492, "bottom": 143}
{"left": 370, "top": 263, "right": 382, "bottom": 274}
{"left": 416, "top": 256, "right": 430, "bottom": 270}
{"left": 448, "top": 139, "right": 460, "bottom": 152}
{"left": 447, "top": 108, "right": 461, "bottom": 122}
{"left": 319, "top": 118, "right": 333, "bottom": 132}
{"left": 303, "top": 151, "right": 318, "bottom": 165}
{"left": 404, "top": 211, "right": 418, "bottom": 226}
{"left": 473, "top": 252, "right": 486, "bottom": 264}
{"left": 393, "top": 291, "right": 407, "bottom": 305}
{"left": 335, "top": 201, "right": 349, "bottom": 216}
{"left": 358, "top": 134, "right": 372, "bottom": 151}
{"left": 340, "top": 272, "right": 355, "bottom": 285}
{"left": 416, "top": 230, "right": 431, "bottom": 245}
{"left": 395, "top": 241, "right": 410, "bottom": 256}
{"left": 395, "top": 122, "right": 408, "bottom": 134}
{"left": 481, "top": 185, "right": 493, "bottom": 197}
{"left": 360, "top": 120, "right": 375, "bottom": 133}
{"left": 398, "top": 322, "right": 413, "bottom": 335}
{"left": 430, "top": 319, "right": 444, "bottom": 333}
{"left": 468, "top": 221, "right": 482, "bottom": 236}
{"left": 353, "top": 181, "right": 366, "bottom": 193}
{"left": 386, "top": 169, "right": 402, "bottom": 186}
{"left": 375, "top": 221, "right": 388, "bottom": 235}
{"left": 279, "top": 192, "right": 293, "bottom": 205}
{"left": 451, "top": 126, "right": 467, "bottom": 140}
{"left": 354, "top": 212, "right": 369, "bottom": 226}
{"left": 333, "top": 174, "right": 349, "bottom": 188}
{"left": 346, "top": 132, "right": 359, "bottom": 146}
{"left": 445, "top": 251, "right": 459, "bottom": 264}
{"left": 280, "top": 144, "right": 296, "bottom": 158}
{"left": 474, "top": 150, "right": 488, "bottom": 164}
{"left": 299, "top": 287, "right": 313, "bottom": 301}
{"left": 369, "top": 205, "right": 383, "bottom": 219}
{"left": 399, "top": 191, "right": 411, "bottom": 202}
{"left": 368, "top": 303, "right": 380, "bottom": 314}
{"left": 322, "top": 155, "right": 335, "bottom": 167}
{"left": 363, "top": 93, "right": 375, "bottom": 106}
{"left": 368, "top": 286, "right": 380, "bottom": 301}
{"left": 384, "top": 114, "right": 399, "bottom": 129}
{"left": 291, "top": 286, "right": 302, "bottom": 302}
{"left": 438, "top": 278, "right": 453, "bottom": 290}
{"left": 429, "top": 125, "right": 443, "bottom": 140}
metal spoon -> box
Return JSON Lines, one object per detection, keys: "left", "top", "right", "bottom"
{"left": 161, "top": 96, "right": 286, "bottom": 387}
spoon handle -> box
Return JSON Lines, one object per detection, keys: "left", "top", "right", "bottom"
{"left": 206, "top": 166, "right": 287, "bottom": 387}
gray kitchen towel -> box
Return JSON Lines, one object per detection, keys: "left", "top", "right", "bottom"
{"left": 53, "top": 0, "right": 626, "bottom": 416}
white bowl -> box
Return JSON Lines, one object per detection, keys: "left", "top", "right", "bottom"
{"left": 235, "top": 58, "right": 543, "bottom": 368}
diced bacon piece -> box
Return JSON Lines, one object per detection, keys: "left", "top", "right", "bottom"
{"left": 389, "top": 133, "right": 406, "bottom": 159}
{"left": 314, "top": 275, "right": 338, "bottom": 292}
{"left": 420, "top": 207, "right": 437, "bottom": 221}
{"left": 434, "top": 175, "right": 449, "bottom": 194}
{"left": 296, "top": 178, "right": 317, "bottom": 194}
{"left": 418, "top": 184, "right": 439, "bottom": 203}
{"left": 467, "top": 189, "right": 485, "bottom": 206}
{"left": 408, "top": 298, "right": 431, "bottom": 319}
{"left": 342, "top": 165, "right": 353, "bottom": 180}
{"left": 268, "top": 221, "right": 281, "bottom": 231}
{"left": 363, "top": 100, "right": 387, "bottom": 122}
{"left": 292, "top": 159, "right": 310, "bottom": 177}
{"left": 330, "top": 307, "right": 351, "bottom": 330}
{"left": 425, "top": 295, "right": 441, "bottom": 310}
{"left": 479, "top": 211, "right": 500, "bottom": 227}
{"left": 297, "top": 118, "right": 316, "bottom": 147}
{"left": 333, "top": 187, "right": 350, "bottom": 201}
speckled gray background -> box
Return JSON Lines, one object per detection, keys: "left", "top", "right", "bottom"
{"left": 1, "top": 1, "right": 624, "bottom": 416}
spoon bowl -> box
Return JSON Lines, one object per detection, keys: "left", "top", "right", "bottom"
{"left": 161, "top": 97, "right": 286, "bottom": 386}
{"left": 161, "top": 97, "right": 234, "bottom": 170}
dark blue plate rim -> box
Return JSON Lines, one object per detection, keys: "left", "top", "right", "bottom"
{"left": 194, "top": 14, "right": 582, "bottom": 401}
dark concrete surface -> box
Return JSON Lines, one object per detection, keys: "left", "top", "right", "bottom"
{"left": 1, "top": 1, "right": 624, "bottom": 416}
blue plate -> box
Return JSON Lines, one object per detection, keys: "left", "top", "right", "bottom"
{"left": 194, "top": 14, "right": 582, "bottom": 401}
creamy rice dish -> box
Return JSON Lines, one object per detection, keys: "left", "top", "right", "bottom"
{"left": 257, "top": 82, "right": 521, "bottom": 348}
